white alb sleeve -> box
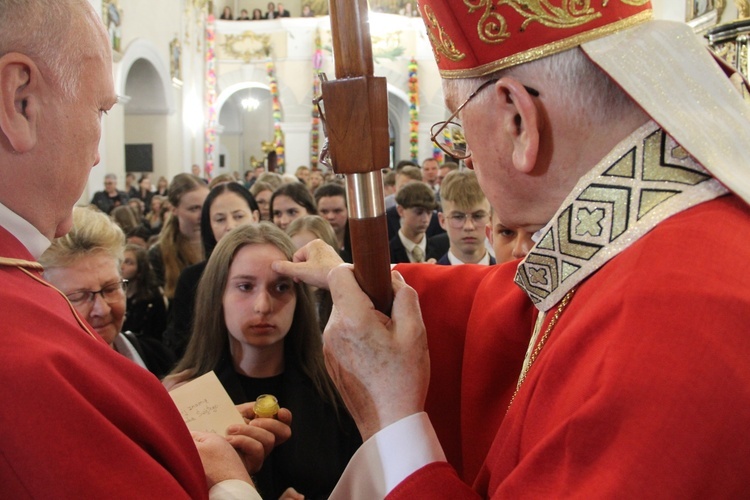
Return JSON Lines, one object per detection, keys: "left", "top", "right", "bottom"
{"left": 329, "top": 412, "right": 446, "bottom": 499}
{"left": 209, "top": 480, "right": 262, "bottom": 500}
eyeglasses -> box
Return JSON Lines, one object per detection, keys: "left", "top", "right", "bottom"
{"left": 65, "top": 280, "right": 128, "bottom": 307}
{"left": 430, "top": 79, "right": 540, "bottom": 160}
{"left": 445, "top": 211, "right": 489, "bottom": 229}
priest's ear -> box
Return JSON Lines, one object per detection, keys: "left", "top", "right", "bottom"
{"left": 494, "top": 78, "right": 540, "bottom": 174}
{"left": 0, "top": 53, "right": 41, "bottom": 153}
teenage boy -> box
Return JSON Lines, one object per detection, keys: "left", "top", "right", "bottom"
{"left": 389, "top": 182, "right": 447, "bottom": 263}
{"left": 436, "top": 171, "right": 494, "bottom": 265}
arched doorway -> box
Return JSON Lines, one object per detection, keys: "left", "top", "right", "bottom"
{"left": 215, "top": 83, "right": 273, "bottom": 176}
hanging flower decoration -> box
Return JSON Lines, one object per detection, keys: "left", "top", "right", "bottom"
{"left": 310, "top": 33, "right": 323, "bottom": 169}
{"left": 433, "top": 144, "right": 444, "bottom": 163}
{"left": 441, "top": 127, "right": 453, "bottom": 163}
{"left": 408, "top": 57, "right": 419, "bottom": 162}
{"left": 204, "top": 13, "right": 217, "bottom": 179}
{"left": 267, "top": 61, "right": 285, "bottom": 172}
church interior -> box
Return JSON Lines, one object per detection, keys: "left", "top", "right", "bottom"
{"left": 86, "top": 0, "right": 749, "bottom": 200}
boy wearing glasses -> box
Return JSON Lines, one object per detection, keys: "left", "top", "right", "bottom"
{"left": 436, "top": 171, "right": 495, "bottom": 265}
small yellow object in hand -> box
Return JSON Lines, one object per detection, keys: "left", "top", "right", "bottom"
{"left": 254, "top": 394, "right": 280, "bottom": 418}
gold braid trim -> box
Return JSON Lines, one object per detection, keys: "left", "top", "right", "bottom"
{"left": 507, "top": 288, "right": 576, "bottom": 411}
{"left": 0, "top": 256, "right": 43, "bottom": 271}
{"left": 0, "top": 256, "right": 99, "bottom": 340}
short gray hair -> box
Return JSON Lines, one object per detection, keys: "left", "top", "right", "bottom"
{"left": 443, "top": 47, "right": 637, "bottom": 129}
{"left": 39, "top": 206, "right": 125, "bottom": 270}
{"left": 0, "top": 0, "right": 90, "bottom": 100}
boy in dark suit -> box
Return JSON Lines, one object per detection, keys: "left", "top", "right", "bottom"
{"left": 389, "top": 182, "right": 447, "bottom": 263}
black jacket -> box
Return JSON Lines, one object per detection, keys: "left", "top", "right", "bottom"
{"left": 162, "top": 261, "right": 206, "bottom": 359}
{"left": 91, "top": 190, "right": 128, "bottom": 214}
{"left": 389, "top": 232, "right": 449, "bottom": 263}
{"left": 386, "top": 205, "right": 445, "bottom": 241}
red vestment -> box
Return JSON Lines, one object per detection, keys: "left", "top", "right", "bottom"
{"left": 394, "top": 195, "right": 750, "bottom": 497}
{"left": 0, "top": 226, "right": 207, "bottom": 498}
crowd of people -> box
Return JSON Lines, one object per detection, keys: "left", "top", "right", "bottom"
{"left": 4, "top": 0, "right": 750, "bottom": 498}
{"left": 96, "top": 165, "right": 514, "bottom": 292}
{"left": 219, "top": 2, "right": 304, "bottom": 20}
{"left": 93, "top": 159, "right": 531, "bottom": 302}
{"left": 80, "top": 154, "right": 520, "bottom": 497}
{"left": 218, "top": 1, "right": 422, "bottom": 19}
{"left": 88, "top": 157, "right": 528, "bottom": 353}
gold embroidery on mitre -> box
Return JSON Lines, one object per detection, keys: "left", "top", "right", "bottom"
{"left": 438, "top": 10, "right": 652, "bottom": 79}
{"left": 507, "top": 0, "right": 600, "bottom": 31}
{"left": 514, "top": 123, "right": 729, "bottom": 311}
{"left": 465, "top": 0, "right": 510, "bottom": 44}
{"left": 424, "top": 5, "right": 466, "bottom": 63}
{"left": 462, "top": 0, "right": 602, "bottom": 45}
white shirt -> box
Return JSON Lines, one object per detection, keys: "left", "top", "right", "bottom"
{"left": 0, "top": 200, "right": 51, "bottom": 258}
{"left": 446, "top": 248, "right": 492, "bottom": 266}
{"left": 397, "top": 229, "right": 426, "bottom": 263}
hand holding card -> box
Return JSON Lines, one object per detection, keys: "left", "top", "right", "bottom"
{"left": 168, "top": 371, "right": 245, "bottom": 435}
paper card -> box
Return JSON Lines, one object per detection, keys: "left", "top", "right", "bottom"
{"left": 168, "top": 371, "right": 245, "bottom": 435}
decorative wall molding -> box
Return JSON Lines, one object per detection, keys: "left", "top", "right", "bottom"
{"left": 220, "top": 32, "right": 272, "bottom": 62}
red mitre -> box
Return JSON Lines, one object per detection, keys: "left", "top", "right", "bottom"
{"left": 417, "top": 0, "right": 653, "bottom": 78}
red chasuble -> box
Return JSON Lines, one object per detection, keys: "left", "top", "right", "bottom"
{"left": 395, "top": 261, "right": 535, "bottom": 484}
{"left": 0, "top": 226, "right": 208, "bottom": 498}
{"left": 392, "top": 195, "right": 750, "bottom": 497}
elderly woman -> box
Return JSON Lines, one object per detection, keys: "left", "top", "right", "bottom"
{"left": 39, "top": 207, "right": 174, "bottom": 377}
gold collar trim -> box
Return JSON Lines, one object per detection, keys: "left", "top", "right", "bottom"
{"left": 515, "top": 121, "right": 729, "bottom": 312}
{"left": 0, "top": 256, "right": 44, "bottom": 271}
{"left": 0, "top": 255, "right": 98, "bottom": 340}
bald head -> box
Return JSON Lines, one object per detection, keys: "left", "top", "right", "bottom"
{"left": 0, "top": 0, "right": 104, "bottom": 100}
{"left": 0, "top": 0, "right": 116, "bottom": 239}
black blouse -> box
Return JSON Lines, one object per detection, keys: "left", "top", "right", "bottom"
{"left": 215, "top": 351, "right": 361, "bottom": 499}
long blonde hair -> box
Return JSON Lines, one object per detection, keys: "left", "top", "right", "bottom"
{"left": 157, "top": 173, "right": 206, "bottom": 298}
{"left": 286, "top": 215, "right": 338, "bottom": 250}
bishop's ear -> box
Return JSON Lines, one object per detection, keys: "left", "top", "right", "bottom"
{"left": 495, "top": 78, "right": 540, "bottom": 174}
{"left": 0, "top": 54, "right": 40, "bottom": 153}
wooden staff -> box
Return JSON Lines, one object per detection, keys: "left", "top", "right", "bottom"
{"left": 321, "top": 0, "right": 392, "bottom": 314}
